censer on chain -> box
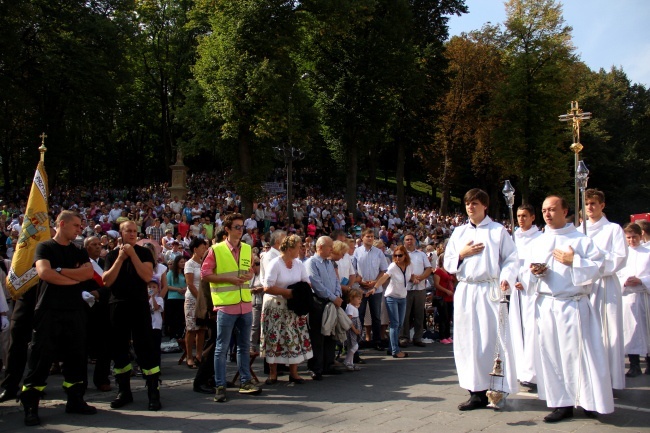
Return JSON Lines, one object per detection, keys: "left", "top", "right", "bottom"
{"left": 487, "top": 291, "right": 510, "bottom": 410}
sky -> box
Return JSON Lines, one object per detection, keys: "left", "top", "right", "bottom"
{"left": 447, "top": 0, "right": 650, "bottom": 87}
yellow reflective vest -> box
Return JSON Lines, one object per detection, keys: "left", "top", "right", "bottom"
{"left": 209, "top": 241, "right": 252, "bottom": 306}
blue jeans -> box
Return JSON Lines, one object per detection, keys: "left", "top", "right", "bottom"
{"left": 385, "top": 296, "right": 406, "bottom": 355}
{"left": 358, "top": 291, "right": 383, "bottom": 344}
{"left": 214, "top": 310, "right": 252, "bottom": 387}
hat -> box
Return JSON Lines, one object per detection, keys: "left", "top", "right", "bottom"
{"left": 149, "top": 275, "right": 160, "bottom": 286}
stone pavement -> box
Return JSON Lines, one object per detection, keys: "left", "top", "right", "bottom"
{"left": 1, "top": 342, "right": 649, "bottom": 432}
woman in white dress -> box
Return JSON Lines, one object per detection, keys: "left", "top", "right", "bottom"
{"left": 261, "top": 234, "right": 313, "bottom": 384}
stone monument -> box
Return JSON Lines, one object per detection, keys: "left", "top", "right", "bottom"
{"left": 169, "top": 148, "right": 188, "bottom": 200}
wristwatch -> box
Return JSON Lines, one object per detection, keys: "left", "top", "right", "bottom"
{"left": 55, "top": 267, "right": 62, "bottom": 273}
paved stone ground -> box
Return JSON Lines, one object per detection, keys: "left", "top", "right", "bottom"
{"left": 1, "top": 342, "right": 649, "bottom": 432}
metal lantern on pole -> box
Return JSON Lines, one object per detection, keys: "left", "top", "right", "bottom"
{"left": 576, "top": 160, "right": 590, "bottom": 234}
{"left": 502, "top": 180, "right": 516, "bottom": 241}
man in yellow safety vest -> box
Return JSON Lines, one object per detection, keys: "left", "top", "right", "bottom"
{"left": 200, "top": 212, "right": 261, "bottom": 402}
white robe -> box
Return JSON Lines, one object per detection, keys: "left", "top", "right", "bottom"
{"left": 617, "top": 244, "right": 650, "bottom": 355}
{"left": 581, "top": 217, "right": 627, "bottom": 389}
{"left": 524, "top": 223, "right": 614, "bottom": 413}
{"left": 509, "top": 225, "right": 541, "bottom": 383}
{"left": 444, "top": 216, "right": 519, "bottom": 394}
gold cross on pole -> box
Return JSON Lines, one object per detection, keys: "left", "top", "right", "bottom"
{"left": 559, "top": 101, "right": 592, "bottom": 227}
{"left": 558, "top": 101, "right": 591, "bottom": 154}
{"left": 38, "top": 132, "right": 47, "bottom": 162}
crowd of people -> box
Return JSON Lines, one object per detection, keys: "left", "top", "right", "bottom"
{"left": 0, "top": 173, "right": 649, "bottom": 427}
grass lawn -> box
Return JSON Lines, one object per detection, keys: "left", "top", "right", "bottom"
{"left": 377, "top": 177, "right": 461, "bottom": 204}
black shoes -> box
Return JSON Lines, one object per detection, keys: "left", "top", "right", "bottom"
{"left": 146, "top": 374, "right": 162, "bottom": 411}
{"left": 193, "top": 384, "right": 216, "bottom": 394}
{"left": 289, "top": 376, "right": 305, "bottom": 384}
{"left": 0, "top": 388, "right": 18, "bottom": 403}
{"left": 20, "top": 388, "right": 42, "bottom": 426}
{"left": 583, "top": 409, "right": 598, "bottom": 419}
{"left": 458, "top": 391, "right": 488, "bottom": 411}
{"left": 64, "top": 384, "right": 97, "bottom": 415}
{"left": 65, "top": 400, "right": 97, "bottom": 415}
{"left": 110, "top": 390, "right": 134, "bottom": 409}
{"left": 543, "top": 407, "right": 574, "bottom": 423}
{"left": 310, "top": 372, "right": 323, "bottom": 381}
{"left": 626, "top": 364, "right": 642, "bottom": 377}
{"left": 413, "top": 341, "right": 426, "bottom": 348}
{"left": 520, "top": 381, "right": 537, "bottom": 392}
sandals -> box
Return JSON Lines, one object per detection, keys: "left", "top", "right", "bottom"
{"left": 187, "top": 361, "right": 198, "bottom": 369}
{"left": 265, "top": 377, "right": 278, "bottom": 385}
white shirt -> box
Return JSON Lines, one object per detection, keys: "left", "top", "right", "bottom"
{"left": 184, "top": 258, "right": 202, "bottom": 300}
{"left": 406, "top": 249, "right": 431, "bottom": 291}
{"left": 384, "top": 262, "right": 412, "bottom": 299}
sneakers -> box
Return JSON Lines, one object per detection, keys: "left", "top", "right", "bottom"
{"left": 238, "top": 380, "right": 262, "bottom": 395}
{"left": 440, "top": 338, "right": 452, "bottom": 344}
{"left": 214, "top": 386, "right": 227, "bottom": 403}
{"left": 344, "top": 363, "right": 362, "bottom": 371}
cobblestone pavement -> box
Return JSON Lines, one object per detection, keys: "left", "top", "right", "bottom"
{"left": 1, "top": 342, "right": 649, "bottom": 432}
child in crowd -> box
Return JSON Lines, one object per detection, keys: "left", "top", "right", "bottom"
{"left": 344, "top": 289, "right": 363, "bottom": 371}
{"left": 148, "top": 276, "right": 165, "bottom": 368}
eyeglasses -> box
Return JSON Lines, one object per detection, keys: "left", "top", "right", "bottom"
{"left": 254, "top": 262, "right": 260, "bottom": 265}
{"left": 231, "top": 224, "right": 244, "bottom": 230}
{"left": 393, "top": 254, "right": 404, "bottom": 258}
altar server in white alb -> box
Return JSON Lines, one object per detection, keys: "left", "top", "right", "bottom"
{"left": 617, "top": 223, "right": 650, "bottom": 377}
{"left": 525, "top": 196, "right": 613, "bottom": 423}
{"left": 580, "top": 189, "right": 627, "bottom": 389}
{"left": 509, "top": 203, "right": 541, "bottom": 392}
{"left": 444, "top": 188, "right": 518, "bottom": 411}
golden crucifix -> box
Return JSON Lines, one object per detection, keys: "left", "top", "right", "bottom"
{"left": 559, "top": 101, "right": 591, "bottom": 226}
{"left": 38, "top": 132, "right": 47, "bottom": 163}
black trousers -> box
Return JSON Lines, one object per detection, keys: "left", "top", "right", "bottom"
{"left": 110, "top": 301, "right": 158, "bottom": 373}
{"left": 307, "top": 299, "right": 336, "bottom": 374}
{"left": 87, "top": 301, "right": 111, "bottom": 388}
{"left": 194, "top": 319, "right": 216, "bottom": 387}
{"left": 164, "top": 298, "right": 185, "bottom": 339}
{"left": 23, "top": 308, "right": 88, "bottom": 389}
{"left": 1, "top": 288, "right": 36, "bottom": 392}
{"left": 437, "top": 301, "right": 453, "bottom": 340}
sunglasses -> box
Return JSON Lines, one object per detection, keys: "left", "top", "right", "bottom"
{"left": 393, "top": 254, "right": 404, "bottom": 258}
{"left": 254, "top": 262, "right": 260, "bottom": 265}
{"left": 231, "top": 224, "right": 244, "bottom": 230}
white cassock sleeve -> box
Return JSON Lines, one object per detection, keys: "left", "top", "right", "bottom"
{"left": 569, "top": 238, "right": 604, "bottom": 289}
{"left": 498, "top": 228, "right": 518, "bottom": 290}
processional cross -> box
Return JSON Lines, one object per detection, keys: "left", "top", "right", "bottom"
{"left": 559, "top": 101, "right": 591, "bottom": 226}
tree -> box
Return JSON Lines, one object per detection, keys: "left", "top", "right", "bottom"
{"left": 193, "top": 0, "right": 306, "bottom": 213}
{"left": 421, "top": 27, "right": 503, "bottom": 215}
{"left": 495, "top": 0, "right": 577, "bottom": 205}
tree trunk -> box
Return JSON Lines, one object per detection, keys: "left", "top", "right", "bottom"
{"left": 440, "top": 148, "right": 451, "bottom": 216}
{"left": 368, "top": 148, "right": 377, "bottom": 193}
{"left": 345, "top": 143, "right": 358, "bottom": 221}
{"left": 396, "top": 139, "right": 405, "bottom": 217}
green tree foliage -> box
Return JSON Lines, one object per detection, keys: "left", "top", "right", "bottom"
{"left": 495, "top": 0, "right": 577, "bottom": 206}
{"left": 577, "top": 66, "right": 650, "bottom": 221}
{"left": 193, "top": 0, "right": 307, "bottom": 213}
{"left": 422, "top": 27, "right": 505, "bottom": 215}
{"left": 0, "top": 0, "right": 128, "bottom": 187}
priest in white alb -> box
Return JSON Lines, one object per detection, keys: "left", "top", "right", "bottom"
{"left": 580, "top": 189, "right": 627, "bottom": 389}
{"left": 509, "top": 203, "right": 541, "bottom": 392}
{"left": 617, "top": 223, "right": 650, "bottom": 377}
{"left": 444, "top": 188, "right": 518, "bottom": 411}
{"left": 524, "top": 195, "right": 614, "bottom": 423}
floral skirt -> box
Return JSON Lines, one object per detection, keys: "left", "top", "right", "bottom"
{"left": 184, "top": 296, "right": 207, "bottom": 332}
{"left": 261, "top": 296, "right": 313, "bottom": 364}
